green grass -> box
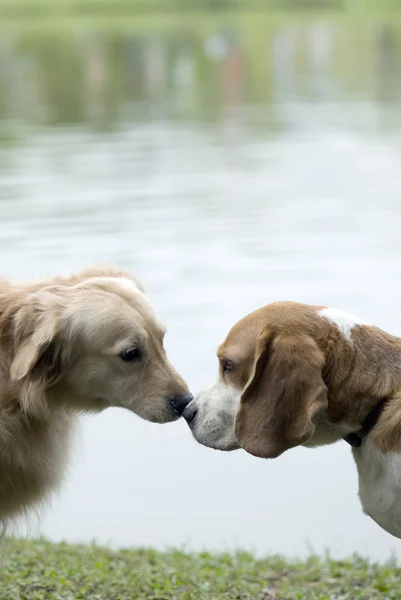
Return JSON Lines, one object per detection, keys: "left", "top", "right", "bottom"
{"left": 0, "top": 0, "right": 399, "bottom": 17}
{"left": 1, "top": 538, "right": 401, "bottom": 600}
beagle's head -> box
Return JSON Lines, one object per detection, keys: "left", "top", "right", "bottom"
{"left": 184, "top": 301, "right": 399, "bottom": 458}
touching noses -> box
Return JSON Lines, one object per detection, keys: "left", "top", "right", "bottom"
{"left": 170, "top": 392, "right": 194, "bottom": 416}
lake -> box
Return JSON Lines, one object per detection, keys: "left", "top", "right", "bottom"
{"left": 1, "top": 10, "right": 401, "bottom": 562}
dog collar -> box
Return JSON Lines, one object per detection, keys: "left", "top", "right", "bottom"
{"left": 342, "top": 398, "right": 389, "bottom": 448}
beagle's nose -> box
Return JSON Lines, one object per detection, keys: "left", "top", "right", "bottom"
{"left": 182, "top": 403, "right": 198, "bottom": 425}
{"left": 170, "top": 392, "right": 194, "bottom": 416}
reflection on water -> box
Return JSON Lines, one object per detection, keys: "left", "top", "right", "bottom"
{"left": 2, "top": 15, "right": 401, "bottom": 561}
{"left": 1, "top": 18, "right": 401, "bottom": 131}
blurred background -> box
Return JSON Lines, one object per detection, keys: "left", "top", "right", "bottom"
{"left": 1, "top": 0, "right": 401, "bottom": 563}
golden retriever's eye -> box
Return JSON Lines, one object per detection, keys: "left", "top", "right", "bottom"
{"left": 222, "top": 359, "right": 234, "bottom": 373}
{"left": 120, "top": 347, "right": 141, "bottom": 362}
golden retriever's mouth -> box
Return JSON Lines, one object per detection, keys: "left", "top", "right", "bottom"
{"left": 122, "top": 393, "right": 194, "bottom": 425}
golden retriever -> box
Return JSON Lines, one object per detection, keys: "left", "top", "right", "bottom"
{"left": 0, "top": 266, "right": 192, "bottom": 527}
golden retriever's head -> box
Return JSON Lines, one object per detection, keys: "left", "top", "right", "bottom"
{"left": 7, "top": 268, "right": 192, "bottom": 423}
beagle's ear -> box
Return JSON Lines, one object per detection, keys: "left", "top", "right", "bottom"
{"left": 234, "top": 327, "right": 328, "bottom": 459}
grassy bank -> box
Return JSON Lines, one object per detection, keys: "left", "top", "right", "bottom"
{"left": 1, "top": 539, "right": 400, "bottom": 599}
{"left": 0, "top": 0, "right": 399, "bottom": 18}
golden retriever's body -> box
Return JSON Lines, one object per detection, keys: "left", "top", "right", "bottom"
{"left": 0, "top": 407, "right": 75, "bottom": 525}
{"left": 0, "top": 267, "right": 190, "bottom": 526}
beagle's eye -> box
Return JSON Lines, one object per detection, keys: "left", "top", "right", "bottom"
{"left": 120, "top": 347, "right": 141, "bottom": 362}
{"left": 222, "top": 359, "right": 234, "bottom": 373}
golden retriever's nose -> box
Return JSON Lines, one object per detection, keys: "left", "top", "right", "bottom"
{"left": 170, "top": 392, "right": 194, "bottom": 416}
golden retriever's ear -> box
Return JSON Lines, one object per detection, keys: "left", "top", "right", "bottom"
{"left": 11, "top": 315, "right": 57, "bottom": 382}
{"left": 235, "top": 327, "right": 328, "bottom": 459}
{"left": 10, "top": 291, "right": 68, "bottom": 392}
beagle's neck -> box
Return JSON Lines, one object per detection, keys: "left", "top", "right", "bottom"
{"left": 313, "top": 322, "right": 401, "bottom": 452}
{"left": 342, "top": 398, "right": 389, "bottom": 448}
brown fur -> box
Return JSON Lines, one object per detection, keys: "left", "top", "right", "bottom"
{"left": 235, "top": 325, "right": 328, "bottom": 458}
{"left": 188, "top": 301, "right": 401, "bottom": 539}
{"left": 0, "top": 266, "right": 189, "bottom": 526}
{"left": 221, "top": 302, "right": 401, "bottom": 456}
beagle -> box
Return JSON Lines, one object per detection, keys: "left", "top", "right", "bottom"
{"left": 181, "top": 302, "right": 401, "bottom": 539}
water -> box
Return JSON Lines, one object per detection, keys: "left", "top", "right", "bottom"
{"left": 1, "top": 13, "right": 401, "bottom": 562}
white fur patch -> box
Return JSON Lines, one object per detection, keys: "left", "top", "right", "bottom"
{"left": 318, "top": 307, "right": 370, "bottom": 342}
{"left": 190, "top": 378, "right": 241, "bottom": 451}
{"left": 354, "top": 439, "right": 401, "bottom": 539}
{"left": 86, "top": 276, "right": 141, "bottom": 296}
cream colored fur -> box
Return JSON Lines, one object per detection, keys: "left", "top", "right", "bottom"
{"left": 0, "top": 266, "right": 189, "bottom": 527}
